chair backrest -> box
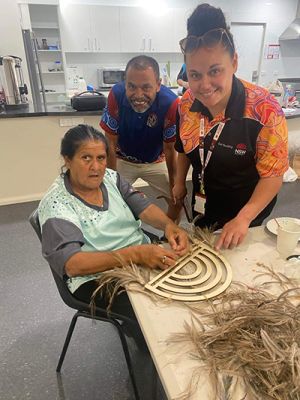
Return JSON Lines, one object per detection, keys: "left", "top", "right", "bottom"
{"left": 29, "top": 208, "right": 42, "bottom": 242}
{"left": 28, "top": 208, "right": 99, "bottom": 312}
{"left": 28, "top": 208, "right": 129, "bottom": 321}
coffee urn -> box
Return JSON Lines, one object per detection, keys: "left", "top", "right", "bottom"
{"left": 0, "top": 55, "right": 29, "bottom": 109}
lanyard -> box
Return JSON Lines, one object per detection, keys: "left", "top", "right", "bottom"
{"left": 199, "top": 118, "right": 225, "bottom": 189}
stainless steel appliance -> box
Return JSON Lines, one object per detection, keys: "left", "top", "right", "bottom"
{"left": 98, "top": 68, "right": 125, "bottom": 88}
{"left": 0, "top": 55, "right": 29, "bottom": 109}
{"left": 279, "top": 1, "right": 300, "bottom": 40}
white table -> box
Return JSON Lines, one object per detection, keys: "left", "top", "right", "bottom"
{"left": 128, "top": 227, "right": 300, "bottom": 400}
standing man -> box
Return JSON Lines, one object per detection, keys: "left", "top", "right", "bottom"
{"left": 100, "top": 55, "right": 181, "bottom": 221}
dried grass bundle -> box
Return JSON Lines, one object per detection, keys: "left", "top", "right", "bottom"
{"left": 190, "top": 225, "right": 216, "bottom": 248}
{"left": 171, "top": 265, "right": 300, "bottom": 400}
{"left": 90, "top": 258, "right": 150, "bottom": 313}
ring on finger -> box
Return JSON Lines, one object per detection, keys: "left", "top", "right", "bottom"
{"left": 162, "top": 255, "right": 166, "bottom": 264}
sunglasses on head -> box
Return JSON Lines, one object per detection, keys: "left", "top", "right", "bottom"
{"left": 179, "top": 28, "right": 234, "bottom": 55}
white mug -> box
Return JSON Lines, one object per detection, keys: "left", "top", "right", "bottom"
{"left": 277, "top": 221, "right": 300, "bottom": 259}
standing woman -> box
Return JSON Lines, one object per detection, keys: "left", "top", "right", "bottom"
{"left": 173, "top": 3, "right": 288, "bottom": 250}
{"left": 177, "top": 63, "right": 189, "bottom": 95}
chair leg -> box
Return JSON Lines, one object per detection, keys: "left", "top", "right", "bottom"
{"left": 56, "top": 311, "right": 79, "bottom": 372}
{"left": 112, "top": 320, "right": 141, "bottom": 400}
{"left": 56, "top": 312, "right": 140, "bottom": 400}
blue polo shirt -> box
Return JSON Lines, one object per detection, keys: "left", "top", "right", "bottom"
{"left": 100, "top": 82, "right": 178, "bottom": 163}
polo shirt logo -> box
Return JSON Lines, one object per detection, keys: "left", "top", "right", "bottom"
{"left": 235, "top": 143, "right": 247, "bottom": 156}
{"left": 146, "top": 113, "right": 158, "bottom": 128}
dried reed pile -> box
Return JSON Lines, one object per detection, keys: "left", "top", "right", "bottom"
{"left": 90, "top": 227, "right": 300, "bottom": 399}
{"left": 171, "top": 265, "right": 300, "bottom": 400}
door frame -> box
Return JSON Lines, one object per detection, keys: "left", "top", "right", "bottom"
{"left": 230, "top": 22, "right": 266, "bottom": 85}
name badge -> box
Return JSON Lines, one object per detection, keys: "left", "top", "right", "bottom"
{"left": 194, "top": 193, "right": 206, "bottom": 215}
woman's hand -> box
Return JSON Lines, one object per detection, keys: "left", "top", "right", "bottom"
{"left": 215, "top": 215, "right": 251, "bottom": 250}
{"left": 165, "top": 223, "right": 190, "bottom": 256}
{"left": 136, "top": 244, "right": 179, "bottom": 270}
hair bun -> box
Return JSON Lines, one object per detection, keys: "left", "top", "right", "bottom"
{"left": 187, "top": 4, "right": 227, "bottom": 36}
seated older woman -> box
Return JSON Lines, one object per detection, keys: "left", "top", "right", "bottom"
{"left": 38, "top": 124, "right": 189, "bottom": 335}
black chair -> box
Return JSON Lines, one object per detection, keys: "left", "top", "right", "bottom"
{"left": 29, "top": 209, "right": 140, "bottom": 400}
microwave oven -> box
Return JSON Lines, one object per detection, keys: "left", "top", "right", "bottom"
{"left": 98, "top": 68, "right": 125, "bottom": 88}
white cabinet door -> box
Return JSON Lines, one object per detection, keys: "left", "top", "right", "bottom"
{"left": 90, "top": 6, "right": 120, "bottom": 52}
{"left": 231, "top": 23, "right": 265, "bottom": 84}
{"left": 172, "top": 8, "right": 190, "bottom": 53}
{"left": 119, "top": 7, "right": 173, "bottom": 53}
{"left": 59, "top": 4, "right": 92, "bottom": 52}
{"left": 145, "top": 11, "right": 174, "bottom": 52}
{"left": 120, "top": 7, "right": 151, "bottom": 52}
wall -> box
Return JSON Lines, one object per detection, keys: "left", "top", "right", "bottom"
{"left": 1, "top": 115, "right": 299, "bottom": 206}
{"left": 0, "top": 115, "right": 100, "bottom": 206}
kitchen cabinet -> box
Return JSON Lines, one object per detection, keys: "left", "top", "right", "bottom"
{"left": 91, "top": 6, "right": 120, "bottom": 52}
{"left": 58, "top": 5, "right": 90, "bottom": 52}
{"left": 119, "top": 7, "right": 174, "bottom": 53}
{"left": 59, "top": 4, "right": 188, "bottom": 53}
{"left": 59, "top": 5, "right": 120, "bottom": 52}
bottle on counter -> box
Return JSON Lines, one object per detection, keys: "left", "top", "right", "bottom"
{"left": 54, "top": 61, "right": 62, "bottom": 71}
{"left": 78, "top": 77, "right": 87, "bottom": 93}
{"left": 283, "top": 84, "right": 295, "bottom": 108}
{"left": 161, "top": 66, "right": 171, "bottom": 86}
{"left": 41, "top": 39, "right": 48, "bottom": 50}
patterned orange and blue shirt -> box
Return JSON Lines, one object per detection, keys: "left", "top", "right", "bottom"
{"left": 175, "top": 75, "right": 289, "bottom": 226}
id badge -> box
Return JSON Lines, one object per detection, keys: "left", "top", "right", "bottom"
{"left": 194, "top": 193, "right": 206, "bottom": 214}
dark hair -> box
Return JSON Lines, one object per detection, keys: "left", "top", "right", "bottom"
{"left": 187, "top": 3, "right": 235, "bottom": 57}
{"left": 60, "top": 124, "right": 109, "bottom": 160}
{"left": 125, "top": 55, "right": 160, "bottom": 81}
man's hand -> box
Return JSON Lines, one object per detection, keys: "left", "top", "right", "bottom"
{"left": 165, "top": 223, "right": 190, "bottom": 256}
{"left": 172, "top": 183, "right": 187, "bottom": 205}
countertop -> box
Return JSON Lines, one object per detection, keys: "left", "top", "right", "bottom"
{"left": 0, "top": 104, "right": 102, "bottom": 118}
{"left": 283, "top": 107, "right": 300, "bottom": 119}
{"left": 1, "top": 103, "right": 300, "bottom": 119}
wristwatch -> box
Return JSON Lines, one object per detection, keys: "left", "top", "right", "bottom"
{"left": 287, "top": 255, "right": 300, "bottom": 260}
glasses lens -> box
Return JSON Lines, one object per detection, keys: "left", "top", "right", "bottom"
{"left": 180, "top": 29, "right": 233, "bottom": 54}
{"left": 180, "top": 36, "right": 201, "bottom": 54}
{"left": 203, "top": 29, "right": 224, "bottom": 47}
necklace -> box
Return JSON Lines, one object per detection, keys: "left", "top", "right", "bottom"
{"left": 73, "top": 187, "right": 103, "bottom": 207}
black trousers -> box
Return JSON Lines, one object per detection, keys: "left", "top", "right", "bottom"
{"left": 74, "top": 279, "right": 137, "bottom": 320}
{"left": 74, "top": 280, "right": 146, "bottom": 348}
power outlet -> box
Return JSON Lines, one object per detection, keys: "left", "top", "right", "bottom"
{"left": 59, "top": 118, "right": 73, "bottom": 127}
{"left": 59, "top": 117, "right": 85, "bottom": 127}
{"left": 72, "top": 117, "right": 84, "bottom": 125}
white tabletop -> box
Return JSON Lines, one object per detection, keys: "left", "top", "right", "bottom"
{"left": 127, "top": 226, "right": 300, "bottom": 400}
